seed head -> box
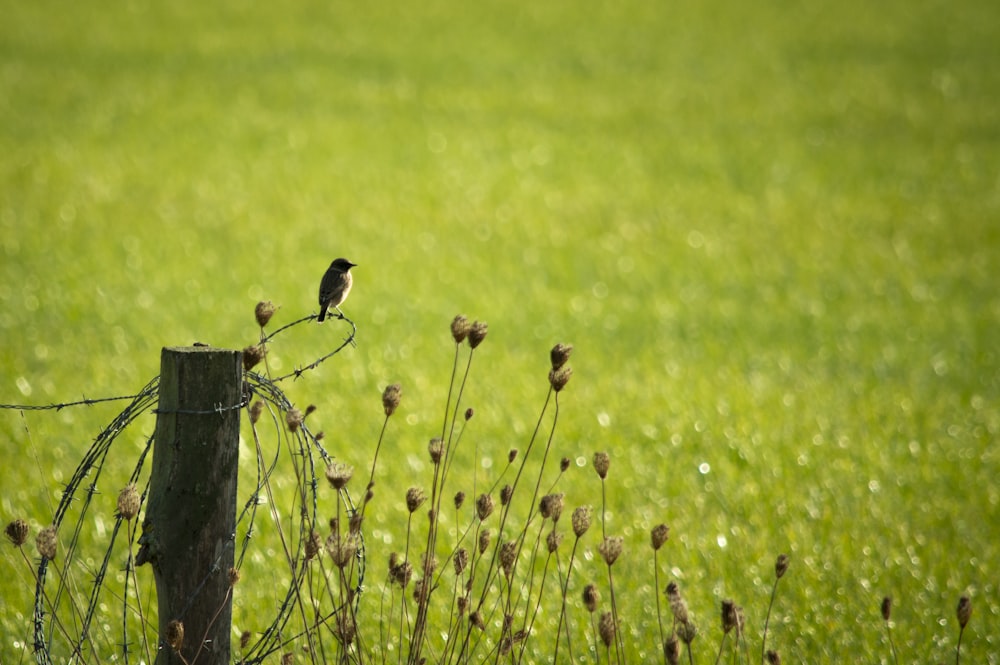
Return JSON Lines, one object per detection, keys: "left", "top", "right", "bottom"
{"left": 550, "top": 343, "right": 573, "bottom": 370}
{"left": 598, "top": 611, "right": 616, "bottom": 648}
{"left": 249, "top": 400, "right": 264, "bottom": 424}
{"left": 454, "top": 491, "right": 466, "bottom": 510}
{"left": 325, "top": 463, "right": 354, "bottom": 490}
{"left": 240, "top": 630, "right": 252, "bottom": 649}
{"left": 305, "top": 530, "right": 323, "bottom": 560}
{"left": 382, "top": 383, "right": 402, "bottom": 416}
{"left": 327, "top": 534, "right": 359, "bottom": 568}
{"left": 228, "top": 567, "right": 241, "bottom": 586}
{"left": 593, "top": 452, "right": 610, "bottom": 479}
{"left": 766, "top": 650, "right": 781, "bottom": 665}
{"left": 500, "top": 484, "right": 514, "bottom": 506}
{"left": 451, "top": 315, "right": 470, "bottom": 343}
{"left": 454, "top": 548, "right": 470, "bottom": 575}
{"left": 422, "top": 551, "right": 438, "bottom": 576}
{"left": 560, "top": 457, "right": 571, "bottom": 472}
{"left": 281, "top": 653, "right": 293, "bottom": 665}
{"left": 881, "top": 596, "right": 892, "bottom": 622}
{"left": 117, "top": 484, "right": 141, "bottom": 521}
{"left": 285, "top": 407, "right": 303, "bottom": 432}
{"left": 468, "top": 321, "right": 488, "bottom": 348}
{"left": 242, "top": 344, "right": 266, "bottom": 371}
{"left": 957, "top": 595, "right": 972, "bottom": 628}
{"left": 571, "top": 505, "right": 593, "bottom": 537}
{"left": 598, "top": 536, "right": 623, "bottom": 566}
{"left": 775, "top": 553, "right": 790, "bottom": 579}
{"left": 349, "top": 512, "right": 363, "bottom": 535}
{"left": 465, "top": 407, "right": 474, "bottom": 420}
{"left": 406, "top": 487, "right": 426, "bottom": 514}
{"left": 548, "top": 366, "right": 573, "bottom": 392}
{"left": 677, "top": 618, "right": 698, "bottom": 645}
{"left": 255, "top": 300, "right": 277, "bottom": 327}
{"left": 428, "top": 437, "right": 445, "bottom": 464}
{"left": 478, "top": 528, "right": 491, "bottom": 555}
{"left": 5, "top": 519, "right": 29, "bottom": 547}
{"left": 457, "top": 596, "right": 469, "bottom": 615}
{"left": 476, "top": 493, "right": 495, "bottom": 521}
{"left": 583, "top": 583, "right": 600, "bottom": 613}
{"left": 664, "top": 636, "right": 680, "bottom": 665}
{"left": 721, "top": 599, "right": 737, "bottom": 634}
{"left": 336, "top": 614, "right": 356, "bottom": 646}
{"left": 166, "top": 619, "right": 184, "bottom": 651}
{"left": 508, "top": 448, "right": 518, "bottom": 463}
{"left": 500, "top": 540, "right": 517, "bottom": 578}
{"left": 666, "top": 582, "right": 689, "bottom": 624}
{"left": 470, "top": 611, "right": 485, "bottom": 631}
{"left": 651, "top": 524, "right": 670, "bottom": 550}
{"left": 391, "top": 560, "right": 413, "bottom": 588}
{"left": 36, "top": 526, "right": 57, "bottom": 560}
{"left": 539, "top": 493, "right": 565, "bottom": 522}
{"left": 546, "top": 529, "right": 563, "bottom": 553}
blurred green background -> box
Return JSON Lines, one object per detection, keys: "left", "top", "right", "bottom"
{"left": 2, "top": 0, "right": 998, "bottom": 661}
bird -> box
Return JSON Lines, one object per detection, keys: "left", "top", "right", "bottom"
{"left": 317, "top": 258, "right": 357, "bottom": 322}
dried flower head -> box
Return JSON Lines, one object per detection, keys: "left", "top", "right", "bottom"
{"left": 285, "top": 407, "right": 304, "bottom": 432}
{"left": 651, "top": 524, "right": 670, "bottom": 550}
{"left": 281, "top": 653, "right": 293, "bottom": 665}
{"left": 428, "top": 437, "right": 445, "bottom": 464}
{"left": 240, "top": 630, "right": 252, "bottom": 650}
{"left": 508, "top": 448, "right": 518, "bottom": 463}
{"left": 957, "top": 595, "right": 972, "bottom": 628}
{"left": 677, "top": 618, "right": 698, "bottom": 645}
{"left": 583, "top": 583, "right": 600, "bottom": 613}
{"left": 465, "top": 407, "right": 474, "bottom": 421}
{"left": 598, "top": 611, "right": 616, "bottom": 648}
{"left": 548, "top": 366, "right": 573, "bottom": 392}
{"left": 336, "top": 614, "right": 356, "bottom": 646}
{"left": 476, "top": 493, "right": 495, "bottom": 521}
{"left": 664, "top": 636, "right": 680, "bottom": 665}
{"left": 228, "top": 567, "right": 241, "bottom": 586}
{"left": 325, "top": 463, "right": 354, "bottom": 490}
{"left": 304, "top": 404, "right": 317, "bottom": 417}
{"left": 327, "top": 534, "right": 359, "bottom": 568}
{"left": 478, "top": 528, "right": 492, "bottom": 555}
{"left": 117, "top": 484, "right": 141, "bottom": 521}
{"left": 166, "top": 619, "right": 184, "bottom": 651}
{"left": 500, "top": 540, "right": 517, "bottom": 578}
{"left": 721, "top": 599, "right": 738, "bottom": 634}
{"left": 775, "top": 553, "right": 790, "bottom": 579}
{"left": 242, "top": 344, "right": 267, "bottom": 371}
{"left": 5, "top": 519, "right": 29, "bottom": 547}
{"left": 560, "top": 457, "right": 571, "bottom": 472}
{"left": 766, "top": 650, "right": 781, "bottom": 665}
{"left": 598, "top": 536, "right": 623, "bottom": 566}
{"left": 881, "top": 596, "right": 892, "bottom": 622}
{"left": 382, "top": 383, "right": 402, "bottom": 416}
{"left": 593, "top": 452, "right": 610, "bottom": 479}
{"left": 546, "top": 529, "right": 563, "bottom": 553}
{"left": 500, "top": 484, "right": 514, "bottom": 506}
{"left": 454, "top": 491, "right": 466, "bottom": 510}
{"left": 391, "top": 560, "right": 413, "bottom": 588}
{"left": 457, "top": 596, "right": 469, "bottom": 615}
{"left": 249, "top": 400, "right": 264, "bottom": 424}
{"left": 422, "top": 551, "right": 438, "bottom": 576}
{"left": 451, "top": 315, "right": 470, "bottom": 343}
{"left": 255, "top": 301, "right": 277, "bottom": 327}
{"left": 406, "top": 487, "right": 426, "bottom": 514}
{"left": 454, "top": 548, "right": 470, "bottom": 575}
{"left": 468, "top": 320, "right": 488, "bottom": 348}
{"left": 572, "top": 505, "right": 593, "bottom": 537}
{"left": 470, "top": 611, "right": 485, "bottom": 630}
{"left": 666, "top": 582, "right": 689, "bottom": 624}
{"left": 305, "top": 530, "right": 323, "bottom": 560}
{"left": 550, "top": 343, "right": 573, "bottom": 371}
{"left": 36, "top": 526, "right": 57, "bottom": 560}
{"left": 539, "top": 493, "right": 565, "bottom": 522}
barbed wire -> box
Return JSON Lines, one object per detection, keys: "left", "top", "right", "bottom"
{"left": 9, "top": 308, "right": 364, "bottom": 664}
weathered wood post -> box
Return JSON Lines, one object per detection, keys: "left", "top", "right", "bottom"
{"left": 137, "top": 346, "right": 242, "bottom": 665}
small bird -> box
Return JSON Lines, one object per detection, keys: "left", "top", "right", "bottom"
{"left": 317, "top": 258, "right": 357, "bottom": 322}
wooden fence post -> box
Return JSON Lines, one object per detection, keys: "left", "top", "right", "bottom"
{"left": 137, "top": 346, "right": 242, "bottom": 665}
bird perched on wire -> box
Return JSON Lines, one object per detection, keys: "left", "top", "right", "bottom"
{"left": 317, "top": 258, "right": 357, "bottom": 322}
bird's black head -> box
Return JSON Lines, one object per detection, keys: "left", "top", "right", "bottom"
{"left": 330, "top": 258, "right": 357, "bottom": 271}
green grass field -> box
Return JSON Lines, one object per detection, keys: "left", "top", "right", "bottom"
{"left": 2, "top": 0, "right": 998, "bottom": 661}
